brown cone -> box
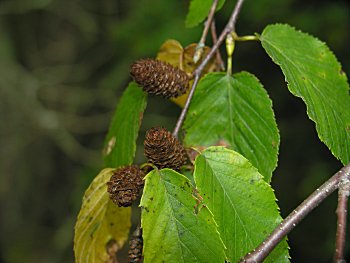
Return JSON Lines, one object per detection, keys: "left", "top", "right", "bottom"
{"left": 107, "top": 165, "right": 145, "bottom": 207}
{"left": 144, "top": 127, "right": 187, "bottom": 170}
{"left": 128, "top": 227, "right": 143, "bottom": 263}
{"left": 130, "top": 58, "right": 189, "bottom": 98}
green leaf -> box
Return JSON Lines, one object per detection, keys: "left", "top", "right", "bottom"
{"left": 260, "top": 24, "right": 350, "bottom": 165}
{"left": 140, "top": 169, "right": 226, "bottom": 263}
{"left": 184, "top": 72, "right": 280, "bottom": 182}
{"left": 194, "top": 146, "right": 289, "bottom": 263}
{"left": 74, "top": 168, "right": 131, "bottom": 263}
{"left": 186, "top": 0, "right": 225, "bottom": 28}
{"left": 103, "top": 82, "right": 147, "bottom": 167}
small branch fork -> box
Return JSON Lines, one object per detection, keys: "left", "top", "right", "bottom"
{"left": 240, "top": 162, "right": 350, "bottom": 263}
{"left": 193, "top": 0, "right": 219, "bottom": 63}
{"left": 210, "top": 20, "right": 225, "bottom": 70}
{"left": 173, "top": 0, "right": 246, "bottom": 138}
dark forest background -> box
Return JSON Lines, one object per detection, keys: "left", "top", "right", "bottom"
{"left": 0, "top": 0, "right": 349, "bottom": 262}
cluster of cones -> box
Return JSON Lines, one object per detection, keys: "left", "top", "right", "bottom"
{"left": 107, "top": 127, "right": 187, "bottom": 207}
{"left": 106, "top": 59, "right": 189, "bottom": 262}
{"left": 107, "top": 59, "right": 188, "bottom": 208}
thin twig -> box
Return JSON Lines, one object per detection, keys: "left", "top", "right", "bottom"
{"left": 334, "top": 178, "right": 350, "bottom": 263}
{"left": 194, "top": 0, "right": 220, "bottom": 63}
{"left": 240, "top": 163, "right": 350, "bottom": 263}
{"left": 210, "top": 20, "right": 225, "bottom": 70}
{"left": 173, "top": 74, "right": 200, "bottom": 138}
{"left": 173, "top": 0, "right": 246, "bottom": 137}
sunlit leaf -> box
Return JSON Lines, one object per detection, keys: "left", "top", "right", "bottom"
{"left": 74, "top": 168, "right": 131, "bottom": 263}
{"left": 260, "top": 24, "right": 350, "bottom": 165}
{"left": 194, "top": 146, "right": 290, "bottom": 262}
{"left": 103, "top": 82, "right": 147, "bottom": 167}
{"left": 140, "top": 169, "right": 226, "bottom": 263}
{"left": 186, "top": 0, "right": 226, "bottom": 28}
{"left": 184, "top": 72, "right": 280, "bottom": 181}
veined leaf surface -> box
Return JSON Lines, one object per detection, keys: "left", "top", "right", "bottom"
{"left": 194, "top": 147, "right": 289, "bottom": 262}
{"left": 260, "top": 24, "right": 350, "bottom": 164}
{"left": 141, "top": 169, "right": 226, "bottom": 263}
{"left": 184, "top": 72, "right": 280, "bottom": 181}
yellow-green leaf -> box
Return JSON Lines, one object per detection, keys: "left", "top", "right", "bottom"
{"left": 156, "top": 39, "right": 217, "bottom": 107}
{"left": 156, "top": 39, "right": 183, "bottom": 68}
{"left": 74, "top": 168, "right": 131, "bottom": 263}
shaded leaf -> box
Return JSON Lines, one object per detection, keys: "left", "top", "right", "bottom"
{"left": 182, "top": 43, "right": 217, "bottom": 74}
{"left": 140, "top": 169, "right": 226, "bottom": 263}
{"left": 186, "top": 0, "right": 226, "bottom": 28}
{"left": 103, "top": 82, "right": 147, "bottom": 167}
{"left": 74, "top": 168, "right": 131, "bottom": 263}
{"left": 184, "top": 72, "right": 279, "bottom": 181}
{"left": 156, "top": 39, "right": 217, "bottom": 107}
{"left": 260, "top": 24, "right": 350, "bottom": 165}
{"left": 156, "top": 39, "right": 183, "bottom": 68}
{"left": 194, "top": 146, "right": 289, "bottom": 263}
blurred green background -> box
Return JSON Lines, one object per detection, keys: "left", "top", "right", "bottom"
{"left": 0, "top": 0, "right": 349, "bottom": 262}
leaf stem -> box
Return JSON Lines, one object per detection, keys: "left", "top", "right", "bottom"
{"left": 226, "top": 32, "right": 235, "bottom": 75}
{"left": 172, "top": 0, "right": 246, "bottom": 138}
{"left": 194, "top": 0, "right": 220, "bottom": 63}
{"left": 334, "top": 178, "right": 350, "bottom": 263}
{"left": 232, "top": 32, "right": 259, "bottom": 41}
{"left": 240, "top": 162, "right": 350, "bottom": 263}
